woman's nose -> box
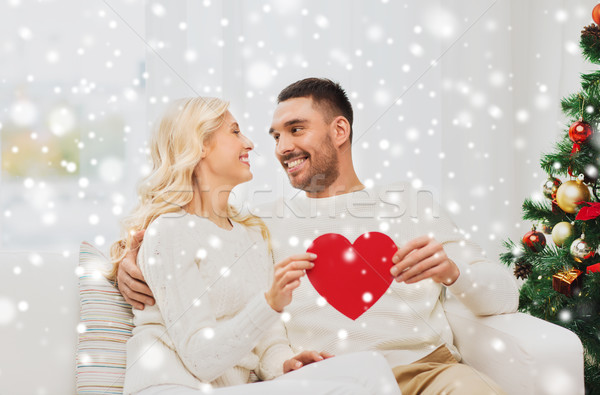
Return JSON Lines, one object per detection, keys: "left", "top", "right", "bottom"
{"left": 241, "top": 134, "right": 254, "bottom": 150}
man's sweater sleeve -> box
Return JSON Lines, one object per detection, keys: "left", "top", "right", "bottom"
{"left": 138, "top": 217, "right": 282, "bottom": 383}
{"left": 443, "top": 237, "right": 519, "bottom": 315}
{"left": 420, "top": 200, "right": 519, "bottom": 316}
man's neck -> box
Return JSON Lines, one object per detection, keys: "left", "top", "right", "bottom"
{"left": 305, "top": 176, "right": 365, "bottom": 199}
{"left": 305, "top": 153, "right": 364, "bottom": 198}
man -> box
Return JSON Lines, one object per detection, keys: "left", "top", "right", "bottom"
{"left": 118, "top": 78, "right": 518, "bottom": 394}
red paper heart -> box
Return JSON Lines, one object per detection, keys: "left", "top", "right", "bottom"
{"left": 306, "top": 232, "right": 398, "bottom": 320}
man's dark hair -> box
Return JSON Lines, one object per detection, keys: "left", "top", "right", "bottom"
{"left": 277, "top": 78, "right": 354, "bottom": 143}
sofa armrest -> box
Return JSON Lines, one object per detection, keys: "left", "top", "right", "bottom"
{"left": 443, "top": 297, "right": 584, "bottom": 395}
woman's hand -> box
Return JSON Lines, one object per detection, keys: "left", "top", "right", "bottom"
{"left": 283, "top": 350, "right": 335, "bottom": 373}
{"left": 264, "top": 253, "right": 317, "bottom": 312}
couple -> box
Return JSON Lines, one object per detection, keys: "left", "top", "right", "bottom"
{"left": 110, "top": 78, "right": 518, "bottom": 394}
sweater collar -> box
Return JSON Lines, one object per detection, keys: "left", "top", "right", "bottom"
{"left": 287, "top": 185, "right": 381, "bottom": 217}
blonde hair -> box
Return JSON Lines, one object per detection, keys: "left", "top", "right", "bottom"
{"left": 108, "top": 97, "right": 271, "bottom": 281}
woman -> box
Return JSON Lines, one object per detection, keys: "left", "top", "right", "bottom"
{"left": 109, "top": 97, "right": 400, "bottom": 395}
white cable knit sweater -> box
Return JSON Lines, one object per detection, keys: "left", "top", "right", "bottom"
{"left": 255, "top": 182, "right": 519, "bottom": 369}
{"left": 123, "top": 211, "right": 294, "bottom": 395}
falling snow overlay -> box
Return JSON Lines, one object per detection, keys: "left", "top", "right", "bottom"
{"left": 0, "top": 1, "right": 596, "bottom": 394}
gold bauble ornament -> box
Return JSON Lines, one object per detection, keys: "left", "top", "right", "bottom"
{"left": 551, "top": 221, "right": 574, "bottom": 247}
{"left": 555, "top": 176, "right": 591, "bottom": 213}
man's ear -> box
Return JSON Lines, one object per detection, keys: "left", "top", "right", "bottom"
{"left": 331, "top": 116, "right": 351, "bottom": 148}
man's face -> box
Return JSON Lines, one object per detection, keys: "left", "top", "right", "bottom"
{"left": 269, "top": 97, "right": 340, "bottom": 192}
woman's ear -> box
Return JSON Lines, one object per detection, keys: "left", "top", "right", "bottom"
{"left": 200, "top": 138, "right": 212, "bottom": 159}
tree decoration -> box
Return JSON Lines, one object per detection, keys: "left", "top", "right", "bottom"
{"left": 551, "top": 221, "right": 574, "bottom": 247}
{"left": 513, "top": 259, "right": 533, "bottom": 280}
{"left": 575, "top": 201, "right": 600, "bottom": 220}
{"left": 593, "top": 3, "right": 600, "bottom": 25}
{"left": 570, "top": 230, "right": 595, "bottom": 263}
{"left": 568, "top": 118, "right": 593, "bottom": 154}
{"left": 565, "top": 97, "right": 594, "bottom": 177}
{"left": 587, "top": 262, "right": 600, "bottom": 274}
{"left": 552, "top": 268, "right": 584, "bottom": 297}
{"left": 542, "top": 176, "right": 562, "bottom": 200}
{"left": 555, "top": 175, "right": 591, "bottom": 214}
{"left": 522, "top": 225, "right": 546, "bottom": 252}
{"left": 539, "top": 221, "right": 553, "bottom": 234}
{"left": 582, "top": 164, "right": 598, "bottom": 184}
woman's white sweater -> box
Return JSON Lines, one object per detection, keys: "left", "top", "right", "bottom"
{"left": 123, "top": 211, "right": 294, "bottom": 395}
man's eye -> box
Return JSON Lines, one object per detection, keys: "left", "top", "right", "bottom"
{"left": 273, "top": 135, "right": 280, "bottom": 141}
{"left": 291, "top": 128, "right": 301, "bottom": 133}
{"left": 233, "top": 130, "right": 240, "bottom": 134}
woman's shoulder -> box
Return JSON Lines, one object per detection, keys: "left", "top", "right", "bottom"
{"left": 146, "top": 210, "right": 189, "bottom": 234}
{"left": 142, "top": 211, "right": 210, "bottom": 252}
{"left": 146, "top": 211, "right": 248, "bottom": 242}
{"left": 145, "top": 210, "right": 269, "bottom": 245}
{"left": 138, "top": 212, "right": 195, "bottom": 269}
{"left": 241, "top": 222, "right": 266, "bottom": 240}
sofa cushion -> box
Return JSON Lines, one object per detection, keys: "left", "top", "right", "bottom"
{"left": 76, "top": 242, "right": 133, "bottom": 394}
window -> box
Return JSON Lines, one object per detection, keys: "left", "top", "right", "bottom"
{"left": 0, "top": 0, "right": 146, "bottom": 251}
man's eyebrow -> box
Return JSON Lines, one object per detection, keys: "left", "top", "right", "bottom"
{"left": 268, "top": 118, "right": 307, "bottom": 134}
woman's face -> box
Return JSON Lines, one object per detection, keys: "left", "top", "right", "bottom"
{"left": 200, "top": 111, "right": 254, "bottom": 187}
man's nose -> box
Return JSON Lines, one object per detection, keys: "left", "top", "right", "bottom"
{"left": 276, "top": 133, "right": 294, "bottom": 156}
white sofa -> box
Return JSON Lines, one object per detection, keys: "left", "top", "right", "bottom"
{"left": 0, "top": 248, "right": 585, "bottom": 395}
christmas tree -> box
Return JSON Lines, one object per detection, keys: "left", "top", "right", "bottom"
{"left": 500, "top": 8, "right": 600, "bottom": 394}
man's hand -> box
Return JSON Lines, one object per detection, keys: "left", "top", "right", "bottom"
{"left": 117, "top": 230, "right": 155, "bottom": 310}
{"left": 390, "top": 235, "right": 460, "bottom": 286}
{"left": 283, "top": 350, "right": 334, "bottom": 374}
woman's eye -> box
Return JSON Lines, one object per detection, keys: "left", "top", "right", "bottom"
{"left": 234, "top": 130, "right": 240, "bottom": 134}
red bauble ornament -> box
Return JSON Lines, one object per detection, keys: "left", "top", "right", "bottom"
{"left": 593, "top": 4, "right": 600, "bottom": 25}
{"left": 522, "top": 225, "right": 547, "bottom": 253}
{"left": 306, "top": 232, "right": 397, "bottom": 320}
{"left": 569, "top": 119, "right": 593, "bottom": 150}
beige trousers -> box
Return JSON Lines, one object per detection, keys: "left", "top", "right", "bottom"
{"left": 392, "top": 345, "right": 507, "bottom": 395}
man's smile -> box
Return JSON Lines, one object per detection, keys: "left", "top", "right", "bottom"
{"left": 284, "top": 156, "right": 308, "bottom": 173}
